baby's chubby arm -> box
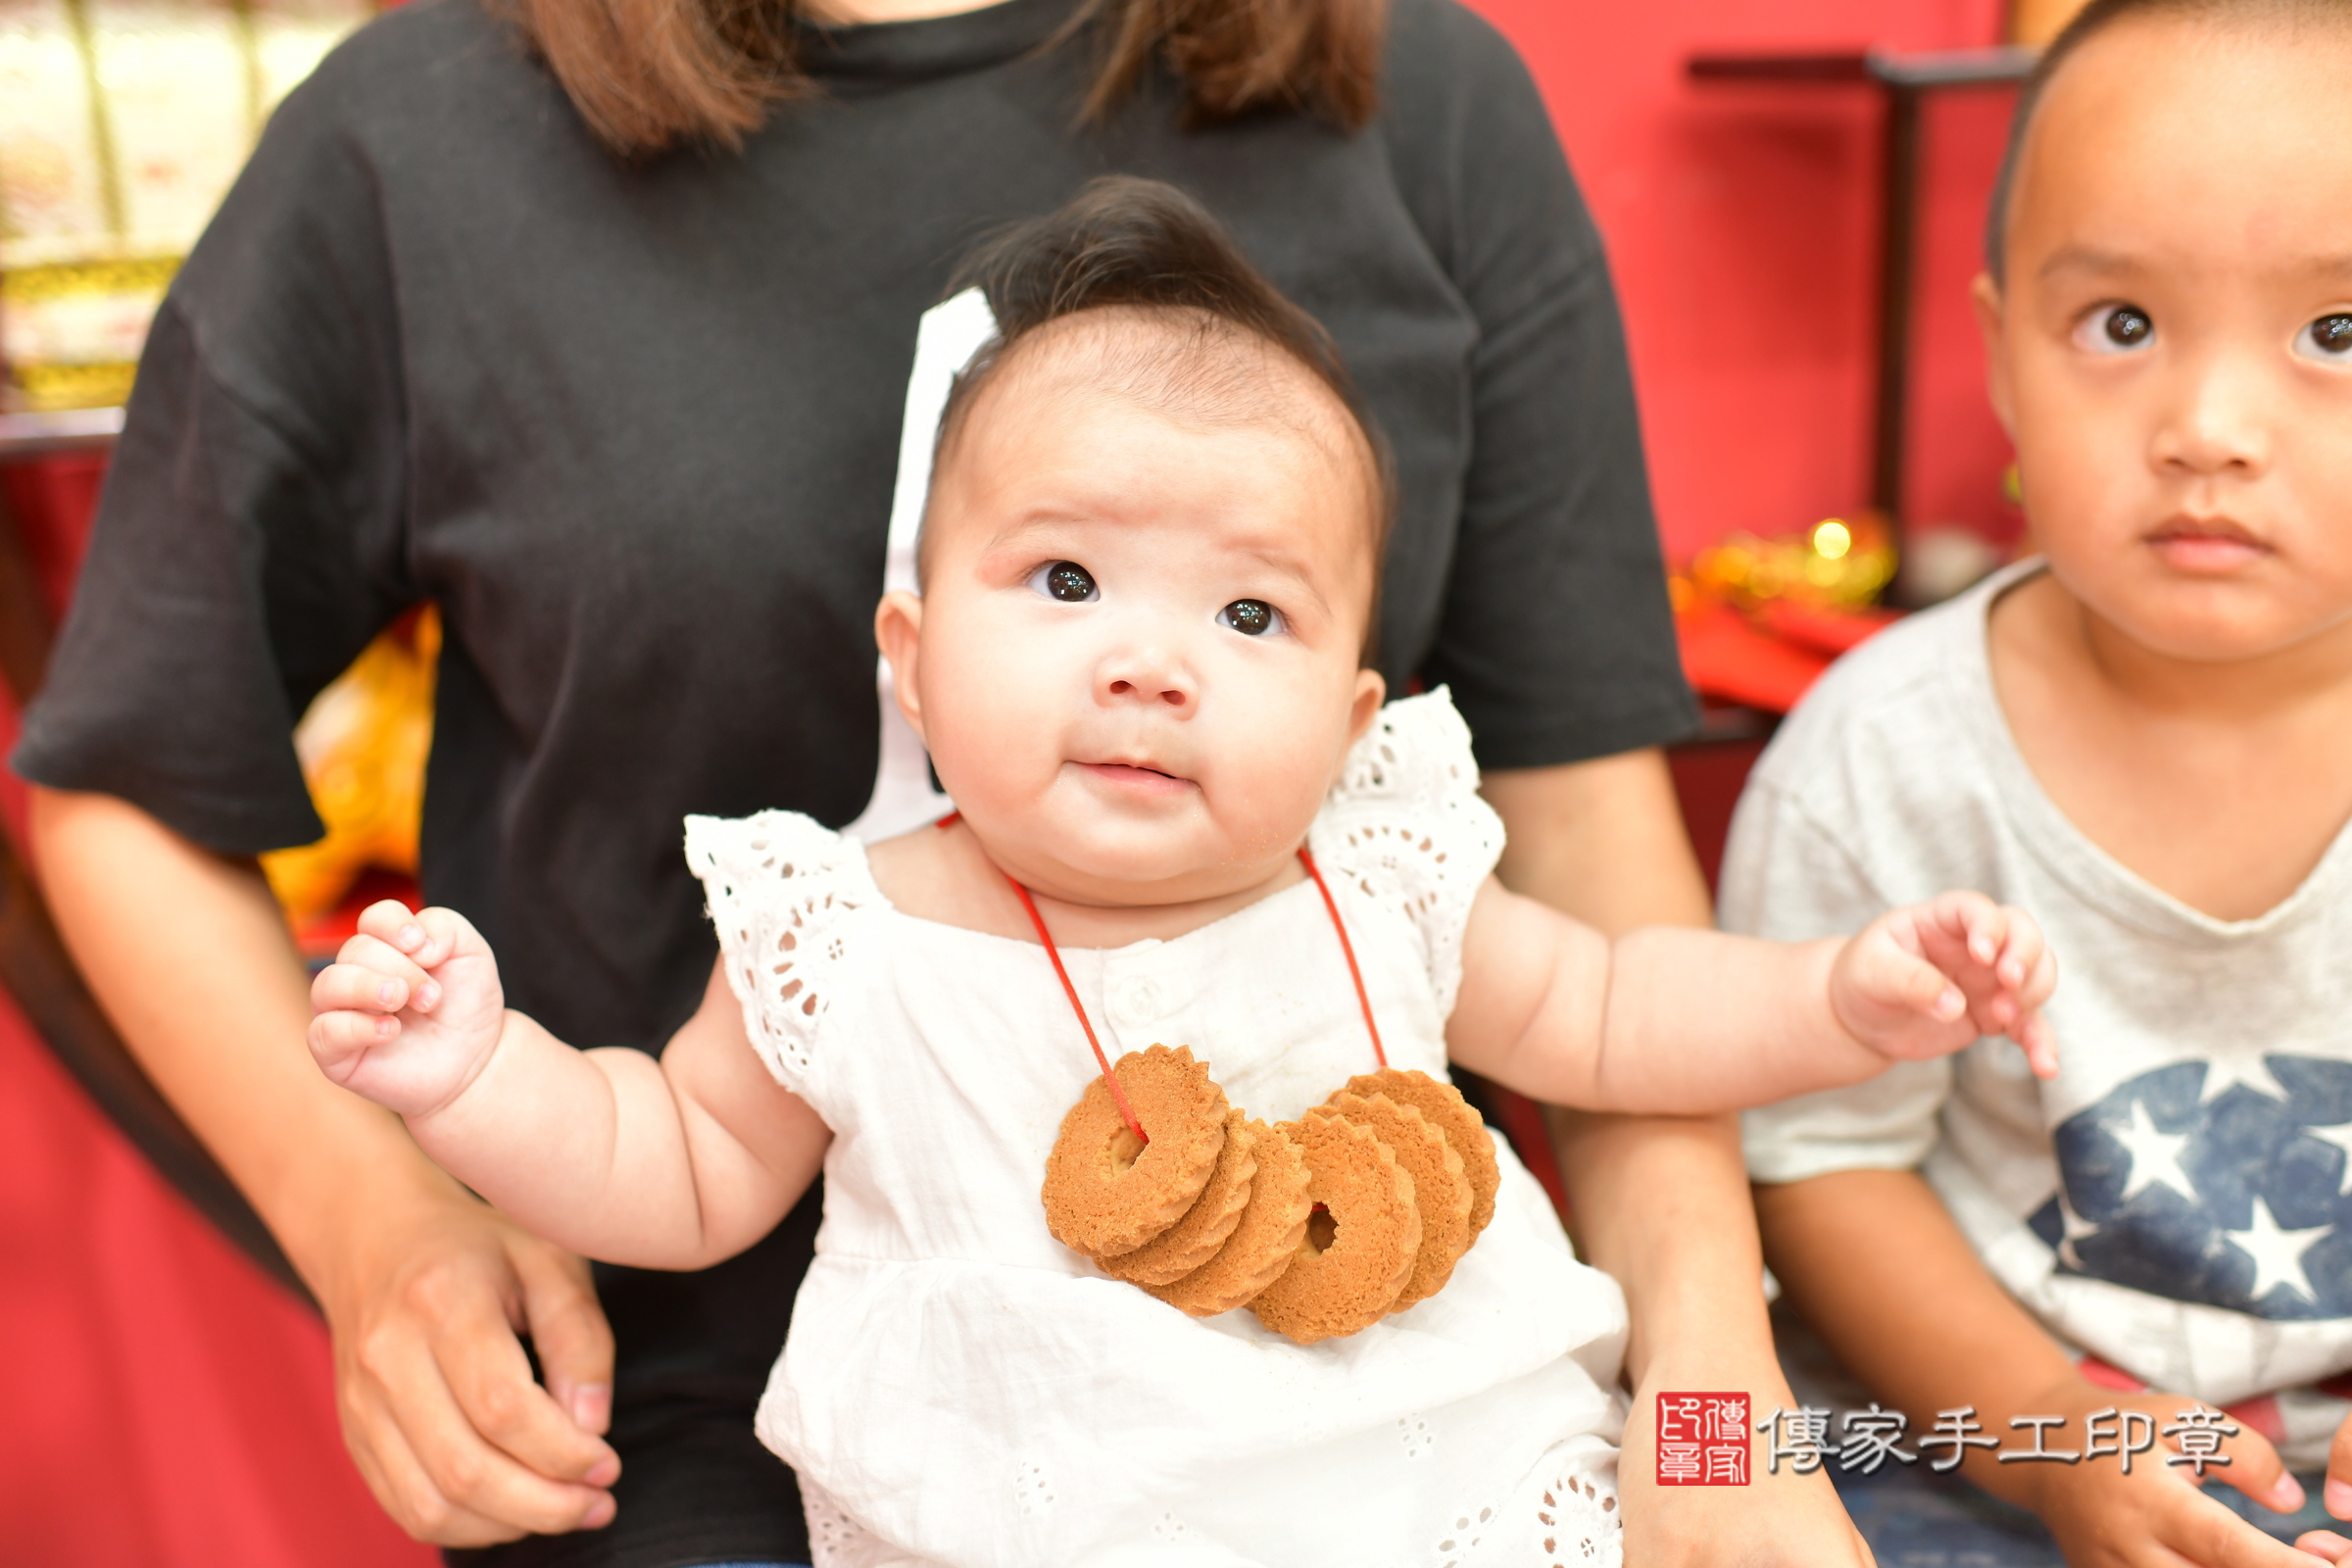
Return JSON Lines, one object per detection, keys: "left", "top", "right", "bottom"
{"left": 308, "top": 902, "right": 829, "bottom": 1270}
{"left": 1447, "top": 881, "right": 2057, "bottom": 1113}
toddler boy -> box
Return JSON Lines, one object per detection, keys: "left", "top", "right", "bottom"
{"left": 1737, "top": 1, "right": 2352, "bottom": 1563}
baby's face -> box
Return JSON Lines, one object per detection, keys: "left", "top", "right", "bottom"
{"left": 1981, "top": 16, "right": 2352, "bottom": 662}
{"left": 884, "top": 318, "right": 1386, "bottom": 906}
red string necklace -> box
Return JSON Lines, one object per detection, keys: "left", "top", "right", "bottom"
{"left": 937, "top": 813, "right": 1386, "bottom": 1147}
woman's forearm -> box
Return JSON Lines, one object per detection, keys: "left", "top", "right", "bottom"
{"left": 1554, "top": 1106, "right": 1776, "bottom": 1384}
{"left": 30, "top": 786, "right": 463, "bottom": 1283}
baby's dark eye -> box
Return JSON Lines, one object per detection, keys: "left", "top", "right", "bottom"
{"left": 2295, "top": 314, "right": 2352, "bottom": 361}
{"left": 1031, "top": 562, "right": 1098, "bottom": 603}
{"left": 1216, "top": 599, "right": 1284, "bottom": 637}
{"left": 2077, "top": 305, "right": 2154, "bottom": 354}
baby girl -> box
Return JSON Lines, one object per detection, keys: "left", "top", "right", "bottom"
{"left": 308, "top": 178, "right": 2055, "bottom": 1567}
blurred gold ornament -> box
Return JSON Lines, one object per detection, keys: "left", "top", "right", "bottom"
{"left": 262, "top": 607, "right": 437, "bottom": 929}
{"left": 1683, "top": 512, "right": 1896, "bottom": 613}
{"left": 2009, "top": 0, "right": 2087, "bottom": 46}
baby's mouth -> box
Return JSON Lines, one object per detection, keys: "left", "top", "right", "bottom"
{"left": 1075, "top": 760, "right": 1193, "bottom": 795}
{"left": 2146, "top": 515, "right": 2269, "bottom": 573}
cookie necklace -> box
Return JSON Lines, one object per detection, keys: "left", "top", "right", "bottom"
{"left": 956, "top": 816, "right": 1500, "bottom": 1344}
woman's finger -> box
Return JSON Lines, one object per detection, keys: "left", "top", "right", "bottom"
{"left": 512, "top": 1237, "right": 618, "bottom": 1439}
{"left": 390, "top": 1303, "right": 617, "bottom": 1536}
{"left": 426, "top": 1263, "right": 622, "bottom": 1496}
{"left": 339, "top": 1369, "right": 525, "bottom": 1547}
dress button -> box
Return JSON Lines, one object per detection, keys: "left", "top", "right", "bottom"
{"left": 1123, "top": 978, "right": 1164, "bottom": 1019}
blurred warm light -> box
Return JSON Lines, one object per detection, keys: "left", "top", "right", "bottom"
{"left": 1680, "top": 511, "right": 1895, "bottom": 615}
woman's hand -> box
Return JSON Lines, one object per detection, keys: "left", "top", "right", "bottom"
{"left": 1831, "top": 890, "right": 2059, "bottom": 1078}
{"left": 323, "top": 1178, "right": 623, "bottom": 1544}
{"left": 311, "top": 901, "right": 509, "bottom": 1119}
{"left": 1617, "top": 1352, "right": 1876, "bottom": 1568}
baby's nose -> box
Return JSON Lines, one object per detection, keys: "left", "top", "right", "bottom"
{"left": 1100, "top": 646, "right": 1196, "bottom": 710}
{"left": 1106, "top": 674, "right": 1189, "bottom": 708}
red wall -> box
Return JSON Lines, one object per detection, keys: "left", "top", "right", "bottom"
{"left": 1470, "top": 0, "right": 2023, "bottom": 561}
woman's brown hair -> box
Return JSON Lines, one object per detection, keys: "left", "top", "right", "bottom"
{"left": 503, "top": 0, "right": 1387, "bottom": 157}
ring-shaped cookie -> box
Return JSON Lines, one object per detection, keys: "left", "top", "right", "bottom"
{"left": 1346, "top": 1067, "right": 1499, "bottom": 1240}
{"left": 1146, "top": 1119, "right": 1310, "bottom": 1318}
{"left": 1324, "top": 1091, "right": 1470, "bottom": 1311}
{"left": 1249, "top": 1108, "right": 1419, "bottom": 1345}
{"left": 1101, "top": 1110, "right": 1258, "bottom": 1286}
{"left": 1043, "top": 1044, "right": 1227, "bottom": 1258}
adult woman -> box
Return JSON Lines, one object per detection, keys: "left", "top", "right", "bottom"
{"left": 18, "top": 0, "right": 1868, "bottom": 1562}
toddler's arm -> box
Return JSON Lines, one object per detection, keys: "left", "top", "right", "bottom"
{"left": 1447, "top": 882, "right": 2056, "bottom": 1113}
{"left": 308, "top": 902, "right": 829, "bottom": 1270}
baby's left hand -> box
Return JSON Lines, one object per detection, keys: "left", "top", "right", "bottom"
{"left": 1831, "top": 890, "right": 2059, "bottom": 1079}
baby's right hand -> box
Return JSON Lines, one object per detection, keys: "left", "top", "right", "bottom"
{"left": 309, "top": 901, "right": 508, "bottom": 1120}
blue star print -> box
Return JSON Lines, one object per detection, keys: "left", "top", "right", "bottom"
{"left": 2028, "top": 1056, "right": 2352, "bottom": 1322}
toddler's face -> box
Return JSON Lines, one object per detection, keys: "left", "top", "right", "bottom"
{"left": 880, "top": 318, "right": 1386, "bottom": 906}
{"left": 1979, "top": 17, "right": 2352, "bottom": 662}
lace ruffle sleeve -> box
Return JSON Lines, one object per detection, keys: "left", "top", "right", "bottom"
{"left": 1308, "top": 688, "right": 1506, "bottom": 1017}
{"left": 683, "top": 810, "right": 881, "bottom": 1093}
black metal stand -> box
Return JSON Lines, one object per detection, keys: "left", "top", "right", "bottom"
{"left": 1687, "top": 47, "right": 2034, "bottom": 523}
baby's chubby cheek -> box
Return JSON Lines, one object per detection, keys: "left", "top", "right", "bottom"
{"left": 917, "top": 655, "right": 1073, "bottom": 809}
{"left": 1195, "top": 694, "right": 1363, "bottom": 857}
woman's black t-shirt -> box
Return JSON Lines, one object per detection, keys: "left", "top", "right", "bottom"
{"left": 16, "top": 0, "right": 1694, "bottom": 1560}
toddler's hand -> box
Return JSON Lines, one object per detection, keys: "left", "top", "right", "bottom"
{"left": 1831, "top": 890, "right": 2059, "bottom": 1079}
{"left": 2019, "top": 1375, "right": 2339, "bottom": 1568}
{"left": 309, "top": 900, "right": 509, "bottom": 1120}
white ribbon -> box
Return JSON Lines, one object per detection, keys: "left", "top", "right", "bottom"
{"left": 844, "top": 286, "right": 1001, "bottom": 842}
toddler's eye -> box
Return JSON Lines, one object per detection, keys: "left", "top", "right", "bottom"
{"left": 1217, "top": 599, "right": 1285, "bottom": 637}
{"left": 2075, "top": 305, "right": 2154, "bottom": 355}
{"left": 2294, "top": 313, "right": 2352, "bottom": 361}
{"left": 1030, "top": 562, "right": 1099, "bottom": 603}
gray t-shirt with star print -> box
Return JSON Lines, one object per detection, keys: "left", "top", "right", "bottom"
{"left": 1736, "top": 562, "right": 2352, "bottom": 1461}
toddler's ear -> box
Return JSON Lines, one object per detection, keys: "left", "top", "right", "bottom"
{"left": 1346, "top": 667, "right": 1387, "bottom": 748}
{"left": 1973, "top": 272, "right": 2019, "bottom": 440}
{"left": 874, "top": 591, "right": 927, "bottom": 738}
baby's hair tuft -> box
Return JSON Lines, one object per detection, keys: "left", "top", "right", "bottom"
{"left": 928, "top": 176, "right": 1395, "bottom": 653}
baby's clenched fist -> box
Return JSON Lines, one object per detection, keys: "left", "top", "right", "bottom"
{"left": 309, "top": 900, "right": 510, "bottom": 1120}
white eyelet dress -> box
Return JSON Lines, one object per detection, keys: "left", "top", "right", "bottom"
{"left": 684, "top": 690, "right": 1630, "bottom": 1568}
